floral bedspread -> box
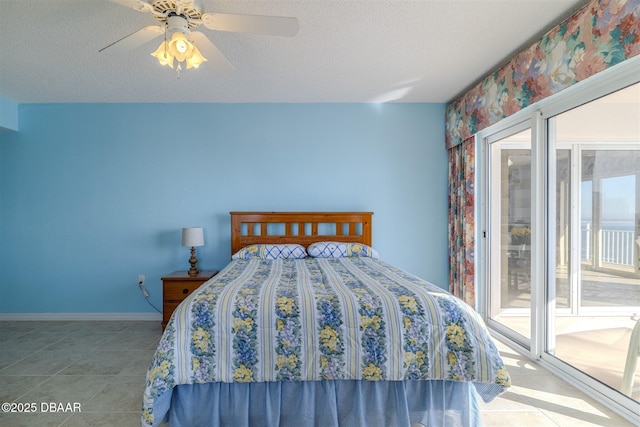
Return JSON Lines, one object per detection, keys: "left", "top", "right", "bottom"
{"left": 142, "top": 257, "right": 510, "bottom": 425}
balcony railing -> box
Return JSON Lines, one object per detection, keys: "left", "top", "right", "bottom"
{"left": 582, "top": 221, "right": 636, "bottom": 267}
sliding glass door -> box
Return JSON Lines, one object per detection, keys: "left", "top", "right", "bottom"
{"left": 482, "top": 78, "right": 640, "bottom": 420}
{"left": 548, "top": 84, "right": 640, "bottom": 404}
{"left": 487, "top": 124, "right": 533, "bottom": 347}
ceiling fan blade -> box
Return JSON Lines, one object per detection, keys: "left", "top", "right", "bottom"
{"left": 109, "top": 0, "right": 154, "bottom": 13}
{"left": 191, "top": 32, "right": 235, "bottom": 75}
{"left": 200, "top": 13, "right": 299, "bottom": 37}
{"left": 99, "top": 25, "right": 164, "bottom": 54}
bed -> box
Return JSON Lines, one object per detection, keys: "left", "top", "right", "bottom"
{"left": 143, "top": 212, "right": 510, "bottom": 427}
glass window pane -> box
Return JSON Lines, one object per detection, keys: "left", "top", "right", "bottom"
{"left": 489, "top": 129, "right": 532, "bottom": 342}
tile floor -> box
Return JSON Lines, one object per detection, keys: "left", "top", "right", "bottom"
{"left": 481, "top": 339, "right": 635, "bottom": 427}
{"left": 0, "top": 321, "right": 635, "bottom": 427}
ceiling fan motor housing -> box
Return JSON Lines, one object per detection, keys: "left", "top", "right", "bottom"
{"left": 150, "top": 0, "right": 203, "bottom": 29}
{"left": 167, "top": 15, "right": 189, "bottom": 35}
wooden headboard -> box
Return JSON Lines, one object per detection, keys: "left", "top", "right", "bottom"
{"left": 230, "top": 212, "right": 373, "bottom": 254}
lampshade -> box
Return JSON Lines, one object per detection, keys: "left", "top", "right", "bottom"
{"left": 182, "top": 227, "right": 204, "bottom": 247}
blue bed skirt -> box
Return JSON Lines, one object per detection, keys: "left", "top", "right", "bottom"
{"left": 152, "top": 380, "right": 483, "bottom": 427}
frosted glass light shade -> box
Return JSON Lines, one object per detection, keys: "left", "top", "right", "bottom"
{"left": 151, "top": 41, "right": 174, "bottom": 67}
{"left": 186, "top": 44, "right": 206, "bottom": 69}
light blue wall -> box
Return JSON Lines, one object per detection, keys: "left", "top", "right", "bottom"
{"left": 0, "top": 103, "right": 448, "bottom": 313}
{"left": 0, "top": 96, "right": 19, "bottom": 131}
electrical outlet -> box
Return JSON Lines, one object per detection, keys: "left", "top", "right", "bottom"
{"left": 138, "top": 275, "right": 145, "bottom": 285}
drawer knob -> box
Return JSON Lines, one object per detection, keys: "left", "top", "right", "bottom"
{"left": 182, "top": 288, "right": 189, "bottom": 294}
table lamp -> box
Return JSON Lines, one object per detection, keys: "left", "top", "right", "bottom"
{"left": 182, "top": 227, "right": 204, "bottom": 277}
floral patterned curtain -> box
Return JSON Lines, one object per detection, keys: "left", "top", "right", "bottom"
{"left": 445, "top": 0, "right": 640, "bottom": 149}
{"left": 448, "top": 136, "right": 476, "bottom": 306}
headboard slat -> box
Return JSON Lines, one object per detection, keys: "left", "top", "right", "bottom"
{"left": 230, "top": 212, "right": 373, "bottom": 255}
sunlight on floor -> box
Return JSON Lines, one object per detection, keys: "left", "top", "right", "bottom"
{"left": 482, "top": 340, "right": 635, "bottom": 427}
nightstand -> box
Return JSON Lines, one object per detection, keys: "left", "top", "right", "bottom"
{"left": 161, "top": 270, "right": 217, "bottom": 330}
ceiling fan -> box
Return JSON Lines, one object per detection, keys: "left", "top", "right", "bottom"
{"left": 99, "top": 0, "right": 299, "bottom": 75}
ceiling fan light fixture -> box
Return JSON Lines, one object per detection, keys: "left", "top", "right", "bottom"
{"left": 151, "top": 30, "right": 207, "bottom": 72}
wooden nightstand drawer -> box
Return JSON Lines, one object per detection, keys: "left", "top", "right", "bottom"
{"left": 163, "top": 281, "right": 203, "bottom": 300}
{"left": 161, "top": 270, "right": 217, "bottom": 330}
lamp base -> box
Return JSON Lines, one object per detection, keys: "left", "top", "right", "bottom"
{"left": 188, "top": 246, "right": 199, "bottom": 277}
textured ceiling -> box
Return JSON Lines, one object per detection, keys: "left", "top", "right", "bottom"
{"left": 0, "top": 0, "right": 587, "bottom": 104}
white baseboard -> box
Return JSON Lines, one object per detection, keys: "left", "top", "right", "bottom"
{"left": 0, "top": 312, "right": 162, "bottom": 321}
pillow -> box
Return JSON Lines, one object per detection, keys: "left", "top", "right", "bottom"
{"left": 232, "top": 244, "right": 308, "bottom": 260}
{"left": 307, "top": 241, "right": 379, "bottom": 259}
